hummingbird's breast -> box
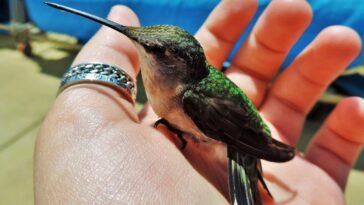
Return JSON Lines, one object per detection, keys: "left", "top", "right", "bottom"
{"left": 140, "top": 61, "right": 208, "bottom": 141}
{"left": 136, "top": 44, "right": 210, "bottom": 142}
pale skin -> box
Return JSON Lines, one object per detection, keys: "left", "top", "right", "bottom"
{"left": 35, "top": 0, "right": 364, "bottom": 204}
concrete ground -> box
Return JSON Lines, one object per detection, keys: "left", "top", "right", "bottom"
{"left": 0, "top": 33, "right": 363, "bottom": 204}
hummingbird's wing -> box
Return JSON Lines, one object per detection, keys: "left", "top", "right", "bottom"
{"left": 182, "top": 69, "right": 295, "bottom": 162}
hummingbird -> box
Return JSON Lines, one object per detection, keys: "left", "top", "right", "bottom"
{"left": 45, "top": 2, "right": 296, "bottom": 204}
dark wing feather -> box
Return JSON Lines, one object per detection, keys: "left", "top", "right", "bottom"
{"left": 182, "top": 89, "right": 295, "bottom": 162}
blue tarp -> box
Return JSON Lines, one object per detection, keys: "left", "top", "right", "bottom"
{"left": 26, "top": 0, "right": 364, "bottom": 96}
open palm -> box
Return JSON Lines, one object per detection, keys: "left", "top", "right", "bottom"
{"left": 35, "top": 0, "right": 364, "bottom": 204}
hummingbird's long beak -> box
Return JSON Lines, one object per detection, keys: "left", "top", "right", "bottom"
{"left": 44, "top": 2, "right": 127, "bottom": 34}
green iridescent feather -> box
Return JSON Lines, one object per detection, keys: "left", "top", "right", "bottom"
{"left": 187, "top": 65, "right": 271, "bottom": 138}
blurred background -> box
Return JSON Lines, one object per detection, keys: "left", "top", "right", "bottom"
{"left": 0, "top": 0, "right": 363, "bottom": 204}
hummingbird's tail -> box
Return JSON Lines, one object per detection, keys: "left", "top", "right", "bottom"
{"left": 228, "top": 147, "right": 271, "bottom": 205}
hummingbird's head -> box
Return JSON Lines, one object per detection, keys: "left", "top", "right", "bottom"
{"left": 125, "top": 25, "right": 209, "bottom": 84}
{"left": 44, "top": 2, "right": 209, "bottom": 85}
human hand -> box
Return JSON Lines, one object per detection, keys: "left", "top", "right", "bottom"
{"left": 35, "top": 0, "right": 364, "bottom": 204}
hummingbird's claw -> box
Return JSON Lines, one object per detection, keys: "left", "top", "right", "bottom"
{"left": 178, "top": 134, "right": 188, "bottom": 150}
{"left": 154, "top": 118, "right": 168, "bottom": 128}
{"left": 154, "top": 118, "right": 188, "bottom": 150}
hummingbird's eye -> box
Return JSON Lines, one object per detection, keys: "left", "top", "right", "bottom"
{"left": 146, "top": 45, "right": 164, "bottom": 54}
{"left": 166, "top": 65, "right": 175, "bottom": 74}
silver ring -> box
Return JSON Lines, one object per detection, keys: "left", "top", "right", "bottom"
{"left": 59, "top": 63, "right": 136, "bottom": 103}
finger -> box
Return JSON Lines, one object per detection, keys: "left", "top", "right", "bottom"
{"left": 195, "top": 0, "right": 258, "bottom": 68}
{"left": 225, "top": 0, "right": 312, "bottom": 106}
{"left": 261, "top": 26, "right": 362, "bottom": 143}
{"left": 74, "top": 5, "right": 140, "bottom": 78}
{"left": 59, "top": 6, "right": 141, "bottom": 122}
{"left": 305, "top": 97, "right": 364, "bottom": 190}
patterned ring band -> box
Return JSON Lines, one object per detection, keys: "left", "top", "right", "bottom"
{"left": 59, "top": 63, "right": 136, "bottom": 103}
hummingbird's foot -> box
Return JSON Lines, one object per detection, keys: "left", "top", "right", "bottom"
{"left": 154, "top": 118, "right": 187, "bottom": 150}
{"left": 178, "top": 134, "right": 187, "bottom": 150}
{"left": 154, "top": 118, "right": 168, "bottom": 128}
